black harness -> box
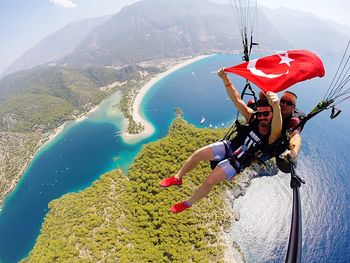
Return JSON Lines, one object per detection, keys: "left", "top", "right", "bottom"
{"left": 210, "top": 107, "right": 306, "bottom": 172}
{"left": 210, "top": 116, "right": 270, "bottom": 172}
{"left": 266, "top": 108, "right": 306, "bottom": 162}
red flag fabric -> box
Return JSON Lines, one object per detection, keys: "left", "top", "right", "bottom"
{"left": 224, "top": 50, "right": 325, "bottom": 93}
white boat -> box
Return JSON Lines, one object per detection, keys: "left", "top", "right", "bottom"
{"left": 115, "top": 131, "right": 122, "bottom": 137}
{"left": 200, "top": 116, "right": 205, "bottom": 125}
{"left": 209, "top": 124, "right": 212, "bottom": 128}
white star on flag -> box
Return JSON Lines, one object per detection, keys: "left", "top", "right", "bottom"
{"left": 278, "top": 53, "right": 294, "bottom": 66}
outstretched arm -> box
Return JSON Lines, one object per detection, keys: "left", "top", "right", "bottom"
{"left": 218, "top": 68, "right": 253, "bottom": 122}
{"left": 266, "top": 91, "right": 282, "bottom": 144}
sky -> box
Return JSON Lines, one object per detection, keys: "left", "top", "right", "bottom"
{"left": 0, "top": 0, "right": 140, "bottom": 74}
{"left": 259, "top": 0, "right": 350, "bottom": 25}
{"left": 0, "top": 0, "right": 349, "bottom": 75}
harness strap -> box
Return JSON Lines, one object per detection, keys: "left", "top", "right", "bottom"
{"left": 229, "top": 157, "right": 241, "bottom": 173}
{"left": 222, "top": 140, "right": 231, "bottom": 159}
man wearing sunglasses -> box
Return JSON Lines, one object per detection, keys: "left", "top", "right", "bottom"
{"left": 276, "top": 91, "right": 305, "bottom": 172}
{"left": 159, "top": 69, "right": 282, "bottom": 213}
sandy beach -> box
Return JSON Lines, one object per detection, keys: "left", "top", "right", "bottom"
{"left": 121, "top": 54, "right": 213, "bottom": 144}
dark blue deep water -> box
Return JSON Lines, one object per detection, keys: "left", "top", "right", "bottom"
{"left": 0, "top": 54, "right": 349, "bottom": 262}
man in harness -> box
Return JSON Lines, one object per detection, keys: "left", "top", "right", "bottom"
{"left": 274, "top": 91, "right": 306, "bottom": 172}
{"left": 159, "top": 69, "right": 283, "bottom": 213}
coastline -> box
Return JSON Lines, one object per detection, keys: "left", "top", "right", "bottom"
{"left": 1, "top": 55, "right": 214, "bottom": 205}
{"left": 0, "top": 104, "right": 103, "bottom": 208}
{"left": 223, "top": 189, "right": 246, "bottom": 263}
{"left": 38, "top": 105, "right": 100, "bottom": 153}
{"left": 120, "top": 54, "right": 213, "bottom": 144}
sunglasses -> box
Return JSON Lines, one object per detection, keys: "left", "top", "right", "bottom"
{"left": 256, "top": 111, "right": 271, "bottom": 117}
{"left": 280, "top": 98, "right": 295, "bottom": 106}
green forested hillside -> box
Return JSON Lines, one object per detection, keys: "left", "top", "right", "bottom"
{"left": 23, "top": 118, "right": 241, "bottom": 262}
{"left": 0, "top": 65, "right": 141, "bottom": 100}
{"left": 0, "top": 94, "right": 74, "bottom": 132}
{"left": 0, "top": 63, "right": 156, "bottom": 206}
{"left": 0, "top": 65, "right": 144, "bottom": 132}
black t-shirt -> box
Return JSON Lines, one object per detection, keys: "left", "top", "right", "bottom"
{"left": 230, "top": 117, "right": 270, "bottom": 166}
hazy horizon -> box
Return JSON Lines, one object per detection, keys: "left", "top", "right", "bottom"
{"left": 1, "top": 0, "right": 349, "bottom": 75}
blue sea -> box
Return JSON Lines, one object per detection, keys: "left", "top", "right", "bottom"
{"left": 0, "top": 54, "right": 349, "bottom": 263}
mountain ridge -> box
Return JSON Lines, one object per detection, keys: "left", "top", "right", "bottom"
{"left": 3, "top": 0, "right": 348, "bottom": 78}
{"left": 2, "top": 15, "right": 111, "bottom": 77}
{"left": 61, "top": 0, "right": 284, "bottom": 67}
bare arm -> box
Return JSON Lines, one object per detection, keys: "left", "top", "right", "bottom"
{"left": 279, "top": 131, "right": 302, "bottom": 162}
{"left": 266, "top": 92, "right": 282, "bottom": 144}
{"left": 289, "top": 132, "right": 302, "bottom": 159}
{"left": 218, "top": 68, "right": 253, "bottom": 121}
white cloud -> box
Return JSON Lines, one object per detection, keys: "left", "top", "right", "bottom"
{"left": 49, "top": 0, "right": 77, "bottom": 8}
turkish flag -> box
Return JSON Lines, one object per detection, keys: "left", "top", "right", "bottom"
{"left": 224, "top": 50, "right": 325, "bottom": 93}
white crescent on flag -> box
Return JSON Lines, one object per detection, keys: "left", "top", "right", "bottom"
{"left": 247, "top": 53, "right": 293, "bottom": 78}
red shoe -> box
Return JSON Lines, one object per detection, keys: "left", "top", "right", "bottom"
{"left": 170, "top": 201, "right": 191, "bottom": 213}
{"left": 159, "top": 176, "right": 182, "bottom": 187}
